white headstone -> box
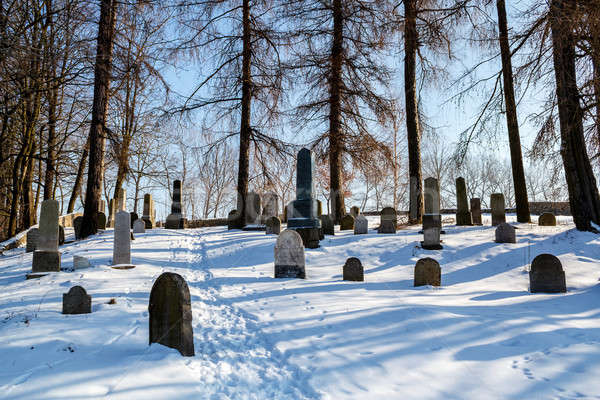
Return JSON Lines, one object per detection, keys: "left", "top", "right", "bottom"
{"left": 133, "top": 219, "right": 146, "bottom": 234}
{"left": 113, "top": 211, "right": 131, "bottom": 265}
{"left": 274, "top": 230, "right": 305, "bottom": 278}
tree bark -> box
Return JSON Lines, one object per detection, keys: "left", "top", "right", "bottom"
{"left": 80, "top": 0, "right": 117, "bottom": 238}
{"left": 68, "top": 137, "right": 89, "bottom": 213}
{"left": 550, "top": 0, "right": 600, "bottom": 231}
{"left": 404, "top": 0, "right": 423, "bottom": 224}
{"left": 496, "top": 0, "right": 530, "bottom": 223}
{"left": 233, "top": 0, "right": 252, "bottom": 228}
{"left": 328, "top": 0, "right": 346, "bottom": 224}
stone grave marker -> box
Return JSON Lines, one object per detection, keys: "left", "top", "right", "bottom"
{"left": 340, "top": 214, "right": 354, "bottom": 231}
{"left": 343, "top": 257, "right": 364, "bottom": 281}
{"left": 455, "top": 177, "right": 472, "bottom": 225}
{"left": 149, "top": 272, "right": 195, "bottom": 356}
{"left": 470, "top": 198, "right": 482, "bottom": 225}
{"left": 274, "top": 230, "right": 305, "bottom": 278}
{"left": 30, "top": 199, "right": 61, "bottom": 278}
{"left": 166, "top": 180, "right": 186, "bottom": 229}
{"left": 73, "top": 216, "right": 83, "bottom": 239}
{"left": 529, "top": 254, "right": 566, "bottom": 293}
{"left": 491, "top": 193, "right": 506, "bottom": 226}
{"left": 62, "top": 286, "right": 91, "bottom": 314}
{"left": 142, "top": 194, "right": 155, "bottom": 228}
{"left": 73, "top": 255, "right": 92, "bottom": 270}
{"left": 424, "top": 177, "right": 441, "bottom": 215}
{"left": 266, "top": 216, "right": 281, "bottom": 235}
{"left": 538, "top": 213, "right": 557, "bottom": 226}
{"left": 96, "top": 212, "right": 106, "bottom": 230}
{"left": 414, "top": 258, "right": 441, "bottom": 287}
{"left": 320, "top": 215, "right": 334, "bottom": 235}
{"left": 243, "top": 191, "right": 262, "bottom": 226}
{"left": 421, "top": 224, "right": 442, "bottom": 250}
{"left": 112, "top": 210, "right": 133, "bottom": 268}
{"left": 354, "top": 215, "right": 368, "bottom": 234}
{"left": 378, "top": 207, "right": 397, "bottom": 234}
{"left": 495, "top": 222, "right": 516, "bottom": 243}
{"left": 227, "top": 209, "right": 238, "bottom": 230}
{"left": 262, "top": 192, "right": 279, "bottom": 219}
{"left": 133, "top": 219, "right": 146, "bottom": 234}
{"left": 26, "top": 228, "right": 39, "bottom": 253}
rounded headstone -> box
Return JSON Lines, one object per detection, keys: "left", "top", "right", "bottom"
{"left": 266, "top": 216, "right": 281, "bottom": 235}
{"left": 73, "top": 216, "right": 83, "bottom": 240}
{"left": 343, "top": 257, "right": 364, "bottom": 281}
{"left": 495, "top": 222, "right": 516, "bottom": 244}
{"left": 133, "top": 219, "right": 146, "bottom": 234}
{"left": 274, "top": 230, "right": 305, "bottom": 278}
{"left": 62, "top": 286, "right": 91, "bottom": 314}
{"left": 414, "top": 258, "right": 441, "bottom": 287}
{"left": 538, "top": 213, "right": 557, "bottom": 226}
{"left": 379, "top": 207, "right": 397, "bottom": 234}
{"left": 529, "top": 254, "right": 566, "bottom": 293}
{"left": 354, "top": 215, "right": 368, "bottom": 234}
{"left": 96, "top": 212, "right": 107, "bottom": 230}
{"left": 340, "top": 214, "right": 355, "bottom": 231}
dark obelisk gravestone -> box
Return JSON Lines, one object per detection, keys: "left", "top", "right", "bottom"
{"left": 29, "top": 199, "right": 61, "bottom": 279}
{"left": 287, "top": 148, "right": 321, "bottom": 248}
{"left": 149, "top": 272, "right": 195, "bottom": 356}
{"left": 165, "top": 180, "right": 185, "bottom": 229}
{"left": 455, "top": 177, "right": 472, "bottom": 226}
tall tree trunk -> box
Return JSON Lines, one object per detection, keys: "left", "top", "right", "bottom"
{"left": 550, "top": 0, "right": 600, "bottom": 231}
{"left": 43, "top": 0, "right": 57, "bottom": 200}
{"left": 20, "top": 141, "right": 36, "bottom": 229}
{"left": 234, "top": 0, "right": 251, "bottom": 228}
{"left": 404, "top": 0, "right": 423, "bottom": 224}
{"left": 329, "top": 0, "right": 345, "bottom": 224}
{"left": 80, "top": 0, "right": 117, "bottom": 238}
{"left": 68, "top": 138, "right": 89, "bottom": 213}
{"left": 113, "top": 134, "right": 132, "bottom": 200}
{"left": 496, "top": 0, "right": 530, "bottom": 223}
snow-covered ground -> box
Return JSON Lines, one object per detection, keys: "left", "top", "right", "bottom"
{"left": 1, "top": 214, "right": 599, "bottom": 399}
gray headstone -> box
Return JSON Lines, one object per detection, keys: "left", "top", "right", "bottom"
{"left": 354, "top": 215, "right": 368, "bottom": 234}
{"left": 62, "top": 286, "right": 91, "bottom": 314}
{"left": 414, "top": 258, "right": 441, "bottom": 286}
{"left": 73, "top": 255, "right": 92, "bottom": 270}
{"left": 26, "top": 228, "right": 39, "bottom": 253}
{"left": 538, "top": 213, "right": 557, "bottom": 226}
{"left": 455, "top": 177, "right": 472, "bottom": 225}
{"left": 274, "top": 230, "right": 305, "bottom": 278}
{"left": 319, "top": 215, "right": 334, "bottom": 235}
{"left": 470, "top": 198, "right": 482, "bottom": 225}
{"left": 262, "top": 192, "right": 279, "bottom": 219}
{"left": 340, "top": 214, "right": 354, "bottom": 231}
{"left": 529, "top": 254, "right": 566, "bottom": 293}
{"left": 495, "top": 222, "right": 516, "bottom": 243}
{"left": 245, "top": 191, "right": 262, "bottom": 225}
{"left": 421, "top": 225, "right": 442, "bottom": 250}
{"left": 113, "top": 210, "right": 132, "bottom": 266}
{"left": 96, "top": 212, "right": 106, "bottom": 230}
{"left": 378, "top": 207, "right": 397, "bottom": 234}
{"left": 350, "top": 206, "right": 360, "bottom": 218}
{"left": 73, "top": 216, "right": 83, "bottom": 239}
{"left": 265, "top": 216, "right": 281, "bottom": 235}
{"left": 491, "top": 193, "right": 506, "bottom": 226}
{"left": 296, "top": 148, "right": 315, "bottom": 200}
{"left": 343, "top": 257, "right": 364, "bottom": 281}
{"left": 31, "top": 200, "right": 61, "bottom": 274}
{"left": 422, "top": 214, "right": 441, "bottom": 230}
{"left": 424, "top": 177, "right": 440, "bottom": 215}
{"left": 149, "top": 272, "right": 195, "bottom": 356}
{"left": 133, "top": 219, "right": 146, "bottom": 234}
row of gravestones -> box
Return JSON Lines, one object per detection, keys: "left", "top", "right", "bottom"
{"left": 61, "top": 271, "right": 195, "bottom": 357}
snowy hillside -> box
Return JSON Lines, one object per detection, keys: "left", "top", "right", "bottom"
{"left": 1, "top": 215, "right": 599, "bottom": 399}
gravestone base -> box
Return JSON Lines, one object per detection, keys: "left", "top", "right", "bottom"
{"left": 26, "top": 273, "right": 50, "bottom": 280}
{"left": 378, "top": 220, "right": 396, "bottom": 234}
{"left": 32, "top": 251, "right": 61, "bottom": 273}
{"left": 420, "top": 241, "right": 443, "bottom": 250}
{"left": 274, "top": 264, "right": 306, "bottom": 279}
{"left": 165, "top": 214, "right": 186, "bottom": 229}
{"left": 111, "top": 264, "right": 136, "bottom": 270}
{"left": 241, "top": 225, "right": 266, "bottom": 231}
{"left": 293, "top": 227, "right": 320, "bottom": 249}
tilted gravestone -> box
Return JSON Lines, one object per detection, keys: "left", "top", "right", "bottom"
{"left": 354, "top": 215, "right": 368, "bottom": 234}
{"left": 26, "top": 228, "right": 39, "bottom": 253}
{"left": 133, "top": 219, "right": 146, "bottom": 234}
{"left": 414, "top": 258, "right": 441, "bottom": 287}
{"left": 142, "top": 194, "right": 155, "bottom": 229}
{"left": 265, "top": 216, "right": 281, "bottom": 235}
{"left": 30, "top": 199, "right": 61, "bottom": 277}
{"left": 112, "top": 211, "right": 133, "bottom": 267}
{"left": 538, "top": 213, "right": 557, "bottom": 226}
{"left": 62, "top": 286, "right": 91, "bottom": 315}
{"left": 495, "top": 222, "right": 516, "bottom": 243}
{"left": 149, "top": 272, "right": 195, "bottom": 356}
{"left": 343, "top": 257, "right": 364, "bottom": 281}
{"left": 378, "top": 207, "right": 397, "bottom": 234}
{"left": 165, "top": 180, "right": 186, "bottom": 229}
{"left": 529, "top": 254, "right": 566, "bottom": 293}
{"left": 262, "top": 192, "right": 279, "bottom": 220}
{"left": 455, "top": 177, "right": 472, "bottom": 225}
{"left": 470, "top": 198, "right": 482, "bottom": 225}
{"left": 73, "top": 216, "right": 83, "bottom": 240}
{"left": 274, "top": 230, "right": 305, "bottom": 279}
{"left": 320, "top": 214, "right": 334, "bottom": 235}
{"left": 96, "top": 212, "right": 106, "bottom": 230}
{"left": 350, "top": 206, "right": 360, "bottom": 218}
{"left": 59, "top": 225, "right": 65, "bottom": 245}
{"left": 340, "top": 214, "right": 355, "bottom": 231}
{"left": 287, "top": 148, "right": 321, "bottom": 248}
{"left": 490, "top": 193, "right": 506, "bottom": 226}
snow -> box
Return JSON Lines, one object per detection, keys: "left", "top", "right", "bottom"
{"left": 1, "top": 214, "right": 599, "bottom": 399}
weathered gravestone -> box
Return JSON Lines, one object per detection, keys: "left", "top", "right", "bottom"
{"left": 350, "top": 206, "right": 360, "bottom": 218}
{"left": 529, "top": 254, "right": 566, "bottom": 293}
{"left": 470, "top": 198, "right": 482, "bottom": 225}
{"left": 538, "top": 212, "right": 557, "bottom": 226}
{"left": 421, "top": 222, "right": 443, "bottom": 250}
{"left": 62, "top": 286, "right": 91, "bottom": 315}
{"left": 262, "top": 192, "right": 279, "bottom": 220}
{"left": 320, "top": 214, "right": 334, "bottom": 235}
{"left": 130, "top": 212, "right": 139, "bottom": 229}
{"left": 165, "top": 180, "right": 186, "bottom": 229}
{"left": 142, "top": 194, "right": 155, "bottom": 229}
{"left": 227, "top": 210, "right": 238, "bottom": 230}
{"left": 59, "top": 225, "right": 65, "bottom": 245}
{"left": 491, "top": 193, "right": 506, "bottom": 226}
{"left": 455, "top": 177, "right": 472, "bottom": 225}
{"left": 265, "top": 216, "right": 281, "bottom": 235}
{"left": 96, "top": 212, "right": 106, "bottom": 230}
{"left": 343, "top": 257, "right": 364, "bottom": 281}
{"left": 30, "top": 199, "right": 61, "bottom": 278}
{"left": 112, "top": 211, "right": 133, "bottom": 268}
{"left": 73, "top": 255, "right": 92, "bottom": 270}
{"left": 424, "top": 177, "right": 442, "bottom": 231}
{"left": 378, "top": 207, "right": 397, "bottom": 234}
{"left": 422, "top": 214, "right": 441, "bottom": 231}
{"left": 274, "top": 230, "right": 305, "bottom": 279}
{"left": 287, "top": 148, "right": 321, "bottom": 248}
{"left": 26, "top": 228, "right": 39, "bottom": 253}
{"left": 133, "top": 219, "right": 146, "bottom": 234}
{"left": 495, "top": 222, "right": 516, "bottom": 244}
{"left": 354, "top": 215, "right": 368, "bottom": 234}
{"left": 414, "top": 258, "right": 441, "bottom": 287}
{"left": 243, "top": 191, "right": 262, "bottom": 226}
{"left": 340, "top": 214, "right": 355, "bottom": 231}
{"left": 73, "top": 216, "right": 83, "bottom": 240}
{"left": 149, "top": 272, "right": 195, "bottom": 356}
